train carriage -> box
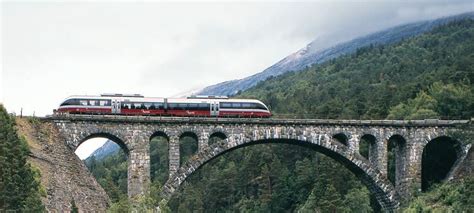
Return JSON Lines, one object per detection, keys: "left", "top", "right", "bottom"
{"left": 56, "top": 94, "right": 271, "bottom": 118}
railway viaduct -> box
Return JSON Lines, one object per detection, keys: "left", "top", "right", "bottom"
{"left": 45, "top": 114, "right": 472, "bottom": 211}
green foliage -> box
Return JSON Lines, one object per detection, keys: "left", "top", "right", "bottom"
{"left": 85, "top": 150, "right": 128, "bottom": 203}
{"left": 71, "top": 199, "right": 78, "bottom": 213}
{"left": 106, "top": 197, "right": 130, "bottom": 213}
{"left": 150, "top": 137, "right": 169, "bottom": 185}
{"left": 0, "top": 105, "right": 45, "bottom": 212}
{"left": 343, "top": 187, "right": 373, "bottom": 213}
{"left": 158, "top": 199, "right": 171, "bottom": 213}
{"left": 179, "top": 136, "right": 198, "bottom": 165}
{"left": 404, "top": 177, "right": 474, "bottom": 212}
{"left": 388, "top": 82, "right": 474, "bottom": 119}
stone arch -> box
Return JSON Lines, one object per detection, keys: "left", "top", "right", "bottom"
{"left": 360, "top": 134, "right": 377, "bottom": 161}
{"left": 421, "top": 136, "right": 461, "bottom": 191}
{"left": 176, "top": 128, "right": 202, "bottom": 140}
{"left": 76, "top": 132, "right": 129, "bottom": 155}
{"left": 387, "top": 134, "right": 406, "bottom": 187}
{"left": 208, "top": 131, "right": 228, "bottom": 147}
{"left": 149, "top": 130, "right": 170, "bottom": 141}
{"left": 179, "top": 131, "right": 199, "bottom": 142}
{"left": 162, "top": 138, "right": 399, "bottom": 211}
{"left": 71, "top": 130, "right": 132, "bottom": 200}
{"left": 332, "top": 132, "right": 349, "bottom": 146}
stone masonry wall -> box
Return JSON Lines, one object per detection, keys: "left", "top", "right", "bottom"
{"left": 47, "top": 115, "right": 470, "bottom": 212}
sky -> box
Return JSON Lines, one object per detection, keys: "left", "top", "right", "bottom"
{"left": 1, "top": 0, "right": 473, "bottom": 159}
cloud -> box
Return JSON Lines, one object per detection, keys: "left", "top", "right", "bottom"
{"left": 2, "top": 1, "right": 472, "bottom": 116}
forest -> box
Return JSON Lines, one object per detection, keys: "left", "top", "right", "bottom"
{"left": 84, "top": 19, "right": 474, "bottom": 212}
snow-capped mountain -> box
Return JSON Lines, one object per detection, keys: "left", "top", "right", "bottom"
{"left": 197, "top": 12, "right": 474, "bottom": 96}
{"left": 85, "top": 140, "right": 120, "bottom": 161}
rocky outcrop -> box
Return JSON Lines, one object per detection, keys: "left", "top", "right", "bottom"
{"left": 451, "top": 146, "right": 474, "bottom": 180}
{"left": 16, "top": 118, "right": 109, "bottom": 212}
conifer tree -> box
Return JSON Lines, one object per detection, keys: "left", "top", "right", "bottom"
{"left": 0, "top": 105, "right": 45, "bottom": 211}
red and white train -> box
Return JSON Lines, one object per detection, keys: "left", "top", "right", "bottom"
{"left": 56, "top": 94, "right": 271, "bottom": 118}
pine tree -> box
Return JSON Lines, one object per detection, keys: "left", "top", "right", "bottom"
{"left": 0, "top": 105, "right": 45, "bottom": 211}
{"left": 298, "top": 186, "right": 319, "bottom": 212}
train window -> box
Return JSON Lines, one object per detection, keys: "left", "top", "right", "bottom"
{"left": 89, "top": 100, "right": 97, "bottom": 106}
{"left": 221, "top": 102, "right": 232, "bottom": 108}
{"left": 168, "top": 103, "right": 178, "bottom": 109}
{"left": 188, "top": 103, "right": 199, "bottom": 110}
{"left": 242, "top": 103, "right": 252, "bottom": 109}
{"left": 61, "top": 99, "right": 79, "bottom": 106}
{"left": 144, "top": 103, "right": 152, "bottom": 109}
{"left": 257, "top": 103, "right": 267, "bottom": 110}
{"left": 231, "top": 103, "right": 241, "bottom": 108}
{"left": 198, "top": 103, "right": 209, "bottom": 110}
{"left": 178, "top": 103, "right": 187, "bottom": 110}
{"left": 153, "top": 103, "right": 164, "bottom": 110}
{"left": 122, "top": 103, "right": 131, "bottom": 109}
{"left": 99, "top": 100, "right": 111, "bottom": 106}
{"left": 133, "top": 103, "right": 142, "bottom": 109}
{"left": 80, "top": 100, "right": 88, "bottom": 106}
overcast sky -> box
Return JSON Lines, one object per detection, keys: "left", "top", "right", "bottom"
{"left": 1, "top": 0, "right": 473, "bottom": 159}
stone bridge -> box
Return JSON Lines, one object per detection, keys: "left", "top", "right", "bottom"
{"left": 45, "top": 114, "right": 472, "bottom": 211}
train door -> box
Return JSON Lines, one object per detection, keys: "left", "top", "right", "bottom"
{"left": 116, "top": 100, "right": 121, "bottom": 114}
{"left": 112, "top": 99, "right": 121, "bottom": 114}
{"left": 210, "top": 101, "right": 220, "bottom": 117}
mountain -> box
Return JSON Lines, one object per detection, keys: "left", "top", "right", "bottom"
{"left": 85, "top": 140, "right": 120, "bottom": 162}
{"left": 241, "top": 19, "right": 474, "bottom": 120}
{"left": 86, "top": 18, "right": 474, "bottom": 211}
{"left": 197, "top": 12, "right": 474, "bottom": 96}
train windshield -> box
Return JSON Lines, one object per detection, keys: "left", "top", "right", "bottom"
{"left": 60, "top": 99, "right": 111, "bottom": 106}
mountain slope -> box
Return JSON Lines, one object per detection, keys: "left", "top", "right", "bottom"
{"left": 85, "top": 140, "right": 120, "bottom": 162}
{"left": 241, "top": 19, "right": 474, "bottom": 120}
{"left": 198, "top": 12, "right": 474, "bottom": 96}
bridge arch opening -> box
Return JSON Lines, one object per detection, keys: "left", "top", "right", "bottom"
{"left": 179, "top": 132, "right": 199, "bottom": 165}
{"left": 150, "top": 131, "right": 170, "bottom": 185}
{"left": 387, "top": 135, "right": 406, "bottom": 186}
{"left": 360, "top": 134, "right": 376, "bottom": 160}
{"left": 422, "top": 136, "right": 460, "bottom": 191}
{"left": 166, "top": 138, "right": 396, "bottom": 211}
{"left": 78, "top": 133, "right": 129, "bottom": 156}
{"left": 332, "top": 133, "right": 349, "bottom": 146}
{"left": 209, "top": 131, "right": 227, "bottom": 147}
{"left": 76, "top": 133, "right": 129, "bottom": 203}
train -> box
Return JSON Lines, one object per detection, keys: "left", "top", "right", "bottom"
{"left": 56, "top": 94, "right": 272, "bottom": 118}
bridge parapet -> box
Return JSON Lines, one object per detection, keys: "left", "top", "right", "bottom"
{"left": 44, "top": 114, "right": 470, "bottom": 126}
